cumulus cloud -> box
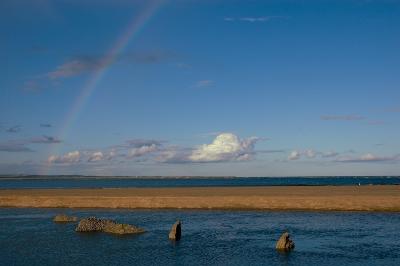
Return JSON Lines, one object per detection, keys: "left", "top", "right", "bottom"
{"left": 88, "top": 151, "right": 104, "bottom": 162}
{"left": 46, "top": 134, "right": 261, "bottom": 165}
{"left": 107, "top": 150, "right": 117, "bottom": 160}
{"left": 125, "top": 139, "right": 164, "bottom": 148}
{"left": 128, "top": 143, "right": 159, "bottom": 158}
{"left": 305, "top": 149, "right": 316, "bottom": 158}
{"left": 189, "top": 133, "right": 259, "bottom": 162}
{"left": 288, "top": 150, "right": 301, "bottom": 160}
{"left": 47, "top": 139, "right": 164, "bottom": 165}
{"left": 321, "top": 151, "right": 339, "bottom": 158}
{"left": 156, "top": 148, "right": 188, "bottom": 163}
{"left": 49, "top": 149, "right": 119, "bottom": 164}
{"left": 115, "top": 139, "right": 164, "bottom": 160}
{"left": 48, "top": 151, "right": 81, "bottom": 164}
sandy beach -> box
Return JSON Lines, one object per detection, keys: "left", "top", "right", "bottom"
{"left": 0, "top": 185, "right": 399, "bottom": 211}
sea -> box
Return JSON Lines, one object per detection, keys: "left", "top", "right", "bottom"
{"left": 0, "top": 176, "right": 399, "bottom": 266}
{"left": 0, "top": 175, "right": 399, "bottom": 189}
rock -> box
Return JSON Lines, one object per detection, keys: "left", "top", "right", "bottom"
{"left": 75, "top": 217, "right": 109, "bottom": 232}
{"left": 75, "top": 217, "right": 145, "bottom": 235}
{"left": 53, "top": 214, "right": 78, "bottom": 223}
{"left": 103, "top": 222, "right": 145, "bottom": 235}
{"left": 168, "top": 220, "right": 181, "bottom": 241}
{"left": 275, "top": 232, "right": 295, "bottom": 251}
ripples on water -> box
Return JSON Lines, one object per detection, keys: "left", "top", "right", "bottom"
{"left": 0, "top": 209, "right": 399, "bottom": 266}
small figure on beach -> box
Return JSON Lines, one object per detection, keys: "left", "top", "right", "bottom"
{"left": 275, "top": 232, "right": 295, "bottom": 251}
{"left": 169, "top": 220, "right": 181, "bottom": 241}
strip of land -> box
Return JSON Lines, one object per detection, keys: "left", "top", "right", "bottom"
{"left": 0, "top": 186, "right": 399, "bottom": 211}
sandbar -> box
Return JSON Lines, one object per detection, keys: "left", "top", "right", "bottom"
{"left": 0, "top": 185, "right": 399, "bottom": 211}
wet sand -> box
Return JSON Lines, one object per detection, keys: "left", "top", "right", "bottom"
{"left": 0, "top": 185, "right": 399, "bottom": 211}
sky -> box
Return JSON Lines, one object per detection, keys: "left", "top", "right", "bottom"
{"left": 0, "top": 0, "right": 399, "bottom": 176}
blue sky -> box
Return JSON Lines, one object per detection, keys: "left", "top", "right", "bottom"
{"left": 1, "top": 0, "right": 399, "bottom": 176}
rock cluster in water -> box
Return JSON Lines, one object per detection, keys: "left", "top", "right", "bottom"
{"left": 53, "top": 214, "right": 78, "bottom": 223}
{"left": 168, "top": 220, "right": 181, "bottom": 241}
{"left": 75, "top": 217, "right": 145, "bottom": 235}
{"left": 54, "top": 215, "right": 294, "bottom": 250}
{"left": 275, "top": 232, "right": 295, "bottom": 251}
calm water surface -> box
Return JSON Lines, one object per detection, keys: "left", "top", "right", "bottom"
{"left": 0, "top": 176, "right": 399, "bottom": 189}
{"left": 0, "top": 208, "right": 399, "bottom": 266}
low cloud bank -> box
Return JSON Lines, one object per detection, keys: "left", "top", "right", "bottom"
{"left": 47, "top": 133, "right": 261, "bottom": 165}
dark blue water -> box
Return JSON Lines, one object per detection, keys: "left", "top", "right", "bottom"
{"left": 0, "top": 208, "right": 399, "bottom": 265}
{"left": 0, "top": 176, "right": 399, "bottom": 189}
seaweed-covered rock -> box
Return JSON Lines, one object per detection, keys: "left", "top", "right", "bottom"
{"left": 103, "top": 222, "right": 145, "bottom": 235}
{"left": 75, "top": 217, "right": 145, "bottom": 235}
{"left": 53, "top": 214, "right": 78, "bottom": 223}
{"left": 75, "top": 217, "right": 112, "bottom": 232}
{"left": 275, "top": 232, "right": 295, "bottom": 251}
{"left": 168, "top": 220, "right": 181, "bottom": 241}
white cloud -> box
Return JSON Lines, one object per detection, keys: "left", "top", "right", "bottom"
{"left": 189, "top": 133, "right": 259, "bottom": 162}
{"left": 47, "top": 58, "right": 108, "bottom": 79}
{"left": 46, "top": 134, "right": 261, "bottom": 166}
{"left": 288, "top": 150, "right": 301, "bottom": 160}
{"left": 321, "top": 151, "right": 339, "bottom": 158}
{"left": 48, "top": 150, "right": 81, "bottom": 164}
{"left": 288, "top": 149, "right": 338, "bottom": 161}
{"left": 88, "top": 151, "right": 104, "bottom": 162}
{"left": 336, "top": 153, "right": 399, "bottom": 163}
{"left": 361, "top": 153, "right": 376, "bottom": 161}
{"left": 107, "top": 150, "right": 117, "bottom": 160}
{"left": 128, "top": 143, "right": 159, "bottom": 158}
{"left": 236, "top": 153, "right": 251, "bottom": 161}
{"left": 156, "top": 148, "right": 187, "bottom": 163}
{"left": 288, "top": 149, "right": 339, "bottom": 160}
{"left": 305, "top": 149, "right": 316, "bottom": 158}
{"left": 240, "top": 17, "right": 270, "bottom": 22}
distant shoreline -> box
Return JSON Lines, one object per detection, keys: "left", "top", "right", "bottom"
{"left": 0, "top": 175, "right": 399, "bottom": 180}
{"left": 1, "top": 186, "right": 399, "bottom": 212}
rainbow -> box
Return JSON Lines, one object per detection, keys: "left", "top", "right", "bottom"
{"left": 43, "top": 0, "right": 165, "bottom": 174}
